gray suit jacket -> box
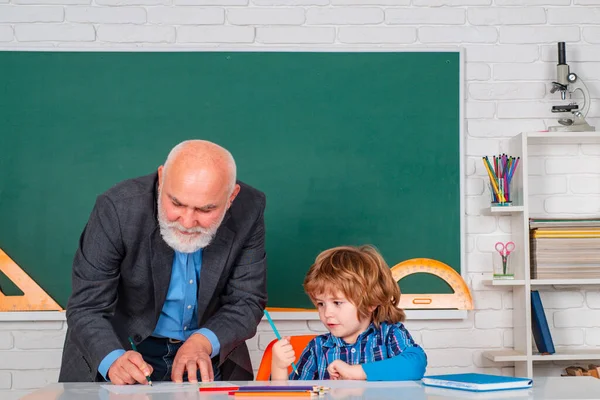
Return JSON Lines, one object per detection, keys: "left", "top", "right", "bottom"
{"left": 58, "top": 173, "right": 267, "bottom": 382}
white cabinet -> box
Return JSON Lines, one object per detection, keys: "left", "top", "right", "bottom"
{"left": 482, "top": 132, "right": 600, "bottom": 378}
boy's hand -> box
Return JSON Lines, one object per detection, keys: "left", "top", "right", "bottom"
{"left": 270, "top": 336, "right": 296, "bottom": 380}
{"left": 327, "top": 360, "right": 366, "bottom": 380}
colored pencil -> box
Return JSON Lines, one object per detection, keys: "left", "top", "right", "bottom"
{"left": 509, "top": 157, "right": 520, "bottom": 183}
{"left": 263, "top": 310, "right": 299, "bottom": 375}
{"left": 482, "top": 158, "right": 506, "bottom": 203}
{"left": 230, "top": 392, "right": 315, "bottom": 397}
{"left": 199, "top": 386, "right": 240, "bottom": 392}
{"left": 238, "top": 386, "right": 316, "bottom": 391}
{"left": 487, "top": 155, "right": 507, "bottom": 203}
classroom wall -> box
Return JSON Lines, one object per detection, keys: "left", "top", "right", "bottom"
{"left": 2, "top": 1, "right": 600, "bottom": 399}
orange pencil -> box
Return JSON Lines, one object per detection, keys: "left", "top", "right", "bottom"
{"left": 230, "top": 392, "right": 315, "bottom": 397}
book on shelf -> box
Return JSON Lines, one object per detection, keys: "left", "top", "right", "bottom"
{"left": 529, "top": 218, "right": 600, "bottom": 228}
{"left": 422, "top": 373, "right": 532, "bottom": 392}
{"left": 531, "top": 290, "right": 555, "bottom": 355}
{"left": 532, "top": 238, "right": 600, "bottom": 250}
{"left": 529, "top": 219, "right": 600, "bottom": 279}
{"left": 533, "top": 227, "right": 600, "bottom": 232}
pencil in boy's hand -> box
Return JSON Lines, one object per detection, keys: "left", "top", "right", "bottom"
{"left": 263, "top": 309, "right": 299, "bottom": 375}
{"left": 127, "top": 336, "right": 153, "bottom": 386}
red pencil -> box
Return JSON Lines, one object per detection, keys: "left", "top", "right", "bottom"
{"left": 199, "top": 386, "right": 240, "bottom": 392}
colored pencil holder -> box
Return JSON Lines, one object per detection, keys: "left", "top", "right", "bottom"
{"left": 483, "top": 154, "right": 519, "bottom": 206}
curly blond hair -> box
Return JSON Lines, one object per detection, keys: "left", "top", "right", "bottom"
{"left": 303, "top": 245, "right": 405, "bottom": 326}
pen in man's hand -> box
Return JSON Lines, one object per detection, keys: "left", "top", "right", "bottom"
{"left": 127, "top": 336, "right": 153, "bottom": 386}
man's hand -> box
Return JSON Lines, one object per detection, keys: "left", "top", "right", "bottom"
{"left": 327, "top": 360, "right": 367, "bottom": 380}
{"left": 171, "top": 334, "right": 214, "bottom": 383}
{"left": 270, "top": 336, "right": 295, "bottom": 380}
{"left": 108, "top": 351, "right": 153, "bottom": 385}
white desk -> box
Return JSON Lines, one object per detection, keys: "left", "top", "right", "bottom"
{"left": 20, "top": 378, "right": 600, "bottom": 400}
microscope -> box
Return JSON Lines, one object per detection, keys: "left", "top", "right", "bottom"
{"left": 548, "top": 42, "right": 595, "bottom": 132}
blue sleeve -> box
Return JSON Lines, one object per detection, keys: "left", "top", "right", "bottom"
{"left": 386, "top": 322, "right": 419, "bottom": 356}
{"left": 289, "top": 339, "right": 318, "bottom": 380}
{"left": 362, "top": 346, "right": 427, "bottom": 381}
{"left": 195, "top": 329, "right": 221, "bottom": 358}
{"left": 98, "top": 349, "right": 126, "bottom": 381}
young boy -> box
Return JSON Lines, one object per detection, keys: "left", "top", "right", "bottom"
{"left": 271, "top": 245, "right": 427, "bottom": 381}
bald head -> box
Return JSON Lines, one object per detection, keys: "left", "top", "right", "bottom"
{"left": 156, "top": 140, "right": 241, "bottom": 252}
{"left": 163, "top": 140, "right": 237, "bottom": 195}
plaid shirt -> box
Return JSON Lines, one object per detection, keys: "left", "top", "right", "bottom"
{"left": 290, "top": 321, "right": 419, "bottom": 380}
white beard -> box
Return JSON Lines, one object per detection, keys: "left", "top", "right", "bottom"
{"left": 157, "top": 191, "right": 225, "bottom": 253}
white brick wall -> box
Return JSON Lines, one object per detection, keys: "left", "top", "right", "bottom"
{"left": 229, "top": 8, "right": 304, "bottom": 25}
{"left": 307, "top": 7, "right": 383, "bottom": 24}
{"left": 2, "top": 1, "right": 600, "bottom": 398}
{"left": 65, "top": 7, "right": 146, "bottom": 24}
{"left": 96, "top": 24, "right": 175, "bottom": 43}
{"left": 0, "top": 6, "right": 64, "bottom": 22}
{"left": 14, "top": 23, "right": 95, "bottom": 41}
{"left": 0, "top": 319, "right": 66, "bottom": 399}
{"left": 179, "top": 26, "right": 254, "bottom": 43}
{"left": 147, "top": 7, "right": 224, "bottom": 25}
{"left": 467, "top": 7, "right": 546, "bottom": 25}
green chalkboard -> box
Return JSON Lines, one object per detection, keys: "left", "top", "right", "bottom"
{"left": 0, "top": 51, "right": 461, "bottom": 309}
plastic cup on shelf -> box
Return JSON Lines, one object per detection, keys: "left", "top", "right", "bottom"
{"left": 493, "top": 250, "right": 514, "bottom": 280}
{"left": 489, "top": 181, "right": 514, "bottom": 207}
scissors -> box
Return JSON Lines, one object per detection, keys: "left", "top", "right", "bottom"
{"left": 495, "top": 241, "right": 515, "bottom": 275}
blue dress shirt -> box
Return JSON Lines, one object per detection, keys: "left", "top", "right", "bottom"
{"left": 98, "top": 249, "right": 221, "bottom": 380}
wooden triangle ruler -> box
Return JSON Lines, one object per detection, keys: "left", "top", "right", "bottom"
{"left": 0, "top": 248, "right": 63, "bottom": 311}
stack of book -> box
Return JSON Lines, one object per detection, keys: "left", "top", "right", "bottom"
{"left": 529, "top": 218, "right": 600, "bottom": 279}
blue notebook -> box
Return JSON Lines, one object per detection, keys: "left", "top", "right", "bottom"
{"left": 531, "top": 290, "right": 555, "bottom": 354}
{"left": 422, "top": 373, "right": 533, "bottom": 392}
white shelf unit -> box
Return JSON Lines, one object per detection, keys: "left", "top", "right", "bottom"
{"left": 482, "top": 132, "right": 600, "bottom": 378}
{"left": 490, "top": 205, "right": 525, "bottom": 214}
{"left": 482, "top": 279, "right": 526, "bottom": 286}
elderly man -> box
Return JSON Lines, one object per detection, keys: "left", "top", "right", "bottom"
{"left": 59, "top": 140, "right": 267, "bottom": 384}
